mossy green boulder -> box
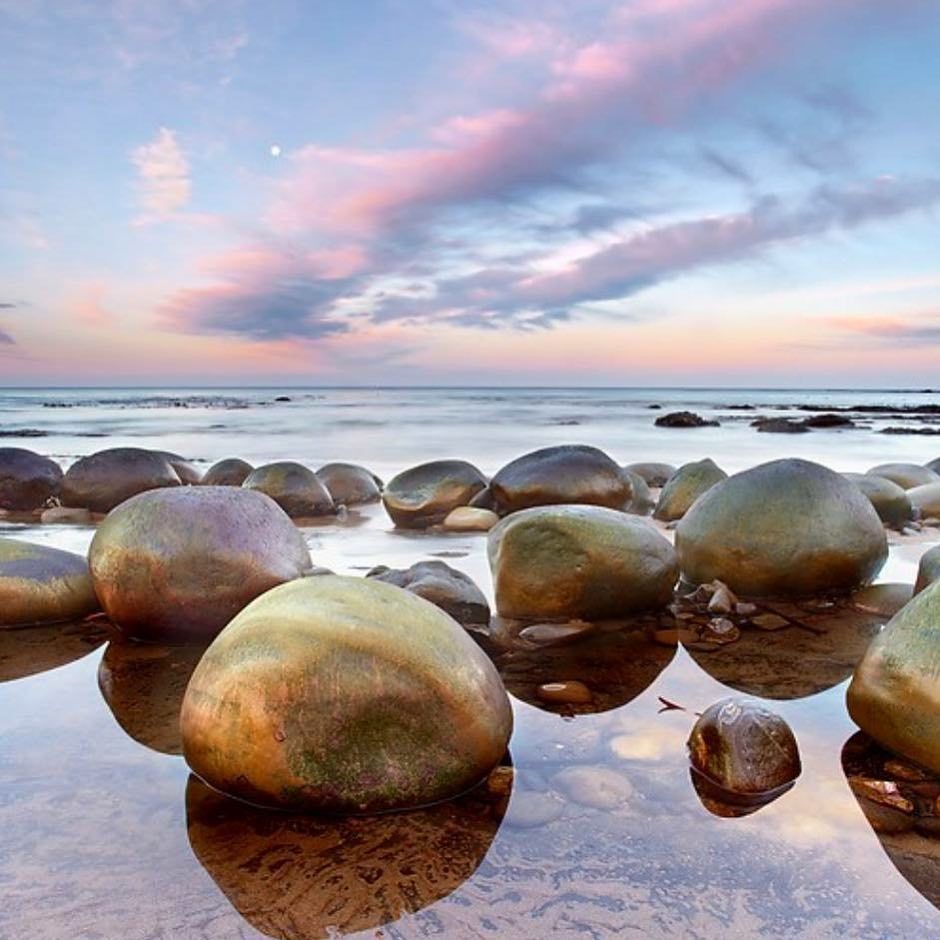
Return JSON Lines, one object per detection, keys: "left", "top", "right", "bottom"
{"left": 89, "top": 486, "right": 311, "bottom": 641}
{"left": 0, "top": 537, "right": 99, "bottom": 626}
{"left": 847, "top": 581, "right": 940, "bottom": 774}
{"left": 180, "top": 575, "right": 512, "bottom": 813}
{"left": 654, "top": 458, "right": 726, "bottom": 522}
{"left": 676, "top": 459, "right": 887, "bottom": 596}
{"left": 488, "top": 505, "right": 678, "bottom": 620}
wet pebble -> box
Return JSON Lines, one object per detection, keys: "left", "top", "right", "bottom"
{"left": 749, "top": 612, "right": 790, "bottom": 631}
{"left": 518, "top": 620, "right": 596, "bottom": 646}
{"left": 442, "top": 506, "right": 499, "bottom": 532}
{"left": 40, "top": 506, "right": 93, "bottom": 524}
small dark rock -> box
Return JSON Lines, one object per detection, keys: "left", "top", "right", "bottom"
{"left": 655, "top": 411, "right": 720, "bottom": 428}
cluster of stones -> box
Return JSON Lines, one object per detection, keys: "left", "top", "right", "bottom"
{"left": 4, "top": 437, "right": 940, "bottom": 822}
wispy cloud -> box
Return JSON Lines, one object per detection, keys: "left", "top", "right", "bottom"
{"left": 131, "top": 127, "right": 191, "bottom": 223}
{"left": 828, "top": 313, "right": 940, "bottom": 347}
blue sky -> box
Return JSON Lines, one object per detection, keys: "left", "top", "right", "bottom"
{"left": 1, "top": 0, "right": 939, "bottom": 386}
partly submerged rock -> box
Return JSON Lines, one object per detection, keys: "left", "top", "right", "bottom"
{"left": 0, "top": 537, "right": 99, "bottom": 626}
{"left": 655, "top": 411, "right": 719, "bottom": 428}
{"left": 848, "top": 580, "right": 940, "bottom": 774}
{"left": 61, "top": 447, "right": 181, "bottom": 512}
{"left": 383, "top": 460, "right": 487, "bottom": 529}
{"left": 180, "top": 575, "right": 513, "bottom": 813}
{"left": 0, "top": 447, "right": 62, "bottom": 511}
{"left": 677, "top": 458, "right": 887, "bottom": 596}
{"left": 908, "top": 483, "right": 940, "bottom": 519}
{"left": 366, "top": 559, "right": 490, "bottom": 626}
{"left": 242, "top": 461, "right": 334, "bottom": 518}
{"left": 202, "top": 458, "right": 253, "bottom": 487}
{"left": 688, "top": 698, "right": 800, "bottom": 811}
{"left": 654, "top": 458, "right": 727, "bottom": 523}
{"left": 868, "top": 463, "right": 940, "bottom": 491}
{"left": 89, "top": 486, "right": 311, "bottom": 642}
{"left": 623, "top": 462, "right": 676, "bottom": 487}
{"left": 844, "top": 473, "right": 914, "bottom": 528}
{"left": 316, "top": 462, "right": 382, "bottom": 505}
{"left": 489, "top": 505, "right": 678, "bottom": 620}
{"left": 489, "top": 445, "right": 632, "bottom": 515}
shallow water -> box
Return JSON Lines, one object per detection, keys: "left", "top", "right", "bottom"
{"left": 1, "top": 388, "right": 939, "bottom": 939}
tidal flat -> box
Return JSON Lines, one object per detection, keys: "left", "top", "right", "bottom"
{"left": 1, "top": 387, "right": 940, "bottom": 938}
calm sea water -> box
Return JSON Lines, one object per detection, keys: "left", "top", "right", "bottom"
{"left": 1, "top": 387, "right": 939, "bottom": 939}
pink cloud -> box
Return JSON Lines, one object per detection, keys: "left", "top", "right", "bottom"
{"left": 69, "top": 282, "right": 114, "bottom": 327}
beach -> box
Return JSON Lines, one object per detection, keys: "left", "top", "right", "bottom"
{"left": 1, "top": 387, "right": 939, "bottom": 938}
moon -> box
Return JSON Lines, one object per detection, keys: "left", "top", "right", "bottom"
{"left": 269, "top": 144, "right": 281, "bottom": 158}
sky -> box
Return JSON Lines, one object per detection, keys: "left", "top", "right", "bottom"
{"left": 1, "top": 0, "right": 939, "bottom": 387}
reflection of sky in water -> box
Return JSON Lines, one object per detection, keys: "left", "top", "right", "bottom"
{"left": 1, "top": 436, "right": 939, "bottom": 936}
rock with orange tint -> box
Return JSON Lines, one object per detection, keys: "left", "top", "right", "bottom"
{"left": 202, "top": 458, "right": 253, "bottom": 487}
{"left": 383, "top": 460, "right": 487, "bottom": 528}
{"left": 315, "top": 462, "right": 381, "bottom": 505}
{"left": 0, "top": 447, "right": 62, "bottom": 511}
{"left": 242, "top": 461, "right": 334, "bottom": 517}
{"left": 180, "top": 575, "right": 512, "bottom": 813}
{"left": 89, "top": 486, "right": 311, "bottom": 641}
{"left": 0, "top": 537, "right": 99, "bottom": 626}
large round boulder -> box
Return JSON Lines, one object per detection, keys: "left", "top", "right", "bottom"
{"left": 654, "top": 458, "right": 726, "bottom": 522}
{"left": 843, "top": 473, "right": 914, "bottom": 528}
{"left": 316, "top": 462, "right": 381, "bottom": 505}
{"left": 202, "top": 458, "right": 253, "bottom": 487}
{"left": 928, "top": 457, "right": 940, "bottom": 474}
{"left": 676, "top": 459, "right": 887, "bottom": 596}
{"left": 915, "top": 545, "right": 940, "bottom": 595}
{"left": 489, "top": 445, "right": 631, "bottom": 515}
{"left": 366, "top": 560, "right": 489, "bottom": 626}
{"left": 908, "top": 482, "right": 940, "bottom": 519}
{"left": 0, "top": 537, "right": 99, "bottom": 626}
{"left": 623, "top": 462, "right": 675, "bottom": 487}
{"left": 847, "top": 580, "right": 940, "bottom": 774}
{"left": 0, "top": 447, "right": 63, "bottom": 511}
{"left": 89, "top": 486, "right": 312, "bottom": 642}
{"left": 867, "top": 463, "right": 940, "bottom": 491}
{"left": 383, "top": 460, "right": 486, "bottom": 529}
{"left": 622, "top": 469, "right": 654, "bottom": 516}
{"left": 242, "top": 461, "right": 334, "bottom": 518}
{"left": 180, "top": 575, "right": 513, "bottom": 813}
{"left": 488, "top": 505, "right": 678, "bottom": 620}
{"left": 61, "top": 447, "right": 181, "bottom": 513}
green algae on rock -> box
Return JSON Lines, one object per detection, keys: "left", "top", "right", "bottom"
{"left": 180, "top": 575, "right": 513, "bottom": 813}
{"left": 88, "top": 486, "right": 311, "bottom": 642}
{"left": 489, "top": 504, "right": 678, "bottom": 620}
{"left": 676, "top": 458, "right": 887, "bottom": 596}
{"left": 848, "top": 580, "right": 940, "bottom": 775}
{"left": 383, "top": 459, "right": 487, "bottom": 528}
{"left": 489, "top": 445, "right": 632, "bottom": 515}
{"left": 242, "top": 461, "right": 335, "bottom": 517}
{"left": 653, "top": 457, "right": 727, "bottom": 522}
{"left": 0, "top": 536, "right": 99, "bottom": 626}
